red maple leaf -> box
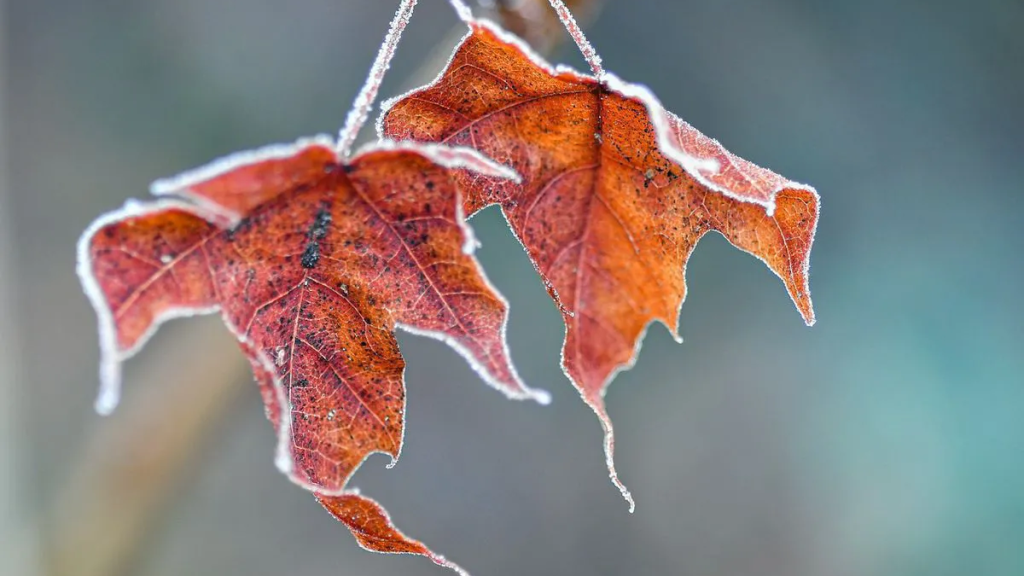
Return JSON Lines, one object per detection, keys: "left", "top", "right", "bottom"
{"left": 77, "top": 137, "right": 546, "bottom": 570}
{"left": 247, "top": 341, "right": 469, "bottom": 573}
{"left": 380, "top": 17, "right": 819, "bottom": 510}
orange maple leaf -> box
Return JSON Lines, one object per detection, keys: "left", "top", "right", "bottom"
{"left": 380, "top": 18, "right": 819, "bottom": 510}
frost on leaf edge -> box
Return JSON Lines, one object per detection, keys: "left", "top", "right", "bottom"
{"left": 149, "top": 134, "right": 337, "bottom": 227}
{"left": 374, "top": 13, "right": 819, "bottom": 348}
{"left": 328, "top": 487, "right": 471, "bottom": 576}
{"left": 75, "top": 199, "right": 222, "bottom": 416}
{"left": 74, "top": 198, "right": 308, "bottom": 493}
{"left": 351, "top": 140, "right": 550, "bottom": 407}
{"left": 77, "top": 135, "right": 548, "bottom": 496}
{"left": 375, "top": 16, "right": 820, "bottom": 512}
{"left": 149, "top": 134, "right": 522, "bottom": 226}
{"left": 376, "top": 17, "right": 819, "bottom": 217}
{"left": 375, "top": 16, "right": 819, "bottom": 326}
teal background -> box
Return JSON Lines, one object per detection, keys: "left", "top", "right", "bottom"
{"left": 2, "top": 0, "right": 1022, "bottom": 575}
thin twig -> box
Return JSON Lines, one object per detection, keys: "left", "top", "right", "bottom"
{"left": 447, "top": 0, "right": 474, "bottom": 22}
{"left": 337, "top": 0, "right": 419, "bottom": 158}
{"left": 547, "top": 0, "right": 604, "bottom": 77}
{"left": 46, "top": 329, "right": 246, "bottom": 576}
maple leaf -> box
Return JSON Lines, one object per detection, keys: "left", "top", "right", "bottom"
{"left": 380, "top": 18, "right": 819, "bottom": 510}
{"left": 77, "top": 137, "right": 547, "bottom": 569}
{"left": 248, "top": 347, "right": 469, "bottom": 574}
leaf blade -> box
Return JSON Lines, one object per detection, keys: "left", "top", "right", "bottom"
{"left": 78, "top": 139, "right": 543, "bottom": 572}
{"left": 381, "top": 20, "right": 819, "bottom": 509}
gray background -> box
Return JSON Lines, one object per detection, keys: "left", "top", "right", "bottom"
{"left": 2, "top": 0, "right": 1023, "bottom": 575}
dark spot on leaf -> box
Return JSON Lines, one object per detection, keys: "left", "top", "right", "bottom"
{"left": 308, "top": 207, "right": 332, "bottom": 240}
{"left": 301, "top": 242, "right": 320, "bottom": 269}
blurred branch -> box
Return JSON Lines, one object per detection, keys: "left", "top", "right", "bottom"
{"left": 486, "top": 0, "right": 605, "bottom": 55}
{"left": 0, "top": 1, "right": 42, "bottom": 573}
{"left": 44, "top": 327, "right": 245, "bottom": 576}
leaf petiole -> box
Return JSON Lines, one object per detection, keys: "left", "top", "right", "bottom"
{"left": 337, "top": 0, "right": 419, "bottom": 158}
{"left": 547, "top": 0, "right": 604, "bottom": 77}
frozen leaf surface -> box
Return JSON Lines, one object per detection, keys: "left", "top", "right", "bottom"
{"left": 78, "top": 137, "right": 547, "bottom": 570}
{"left": 381, "top": 20, "right": 819, "bottom": 510}
{"left": 249, "top": 354, "right": 468, "bottom": 574}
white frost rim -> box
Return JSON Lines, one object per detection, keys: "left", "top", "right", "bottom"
{"left": 341, "top": 486, "right": 471, "bottom": 576}
{"left": 354, "top": 139, "right": 521, "bottom": 184}
{"left": 375, "top": 17, "right": 821, "bottom": 220}
{"left": 375, "top": 15, "right": 821, "bottom": 512}
{"left": 393, "top": 186, "right": 550, "bottom": 405}
{"left": 150, "top": 135, "right": 519, "bottom": 229}
{"left": 150, "top": 134, "right": 338, "bottom": 227}
{"left": 76, "top": 197, "right": 395, "bottom": 494}
{"left": 377, "top": 18, "right": 594, "bottom": 140}
{"left": 384, "top": 142, "right": 545, "bottom": 404}
{"left": 76, "top": 198, "right": 222, "bottom": 415}
{"left": 238, "top": 320, "right": 406, "bottom": 497}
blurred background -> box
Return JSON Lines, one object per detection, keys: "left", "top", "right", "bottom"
{"left": 2, "top": 0, "right": 1023, "bottom": 575}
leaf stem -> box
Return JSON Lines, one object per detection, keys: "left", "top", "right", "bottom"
{"left": 337, "top": 0, "right": 418, "bottom": 158}
{"left": 547, "top": 0, "right": 604, "bottom": 77}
